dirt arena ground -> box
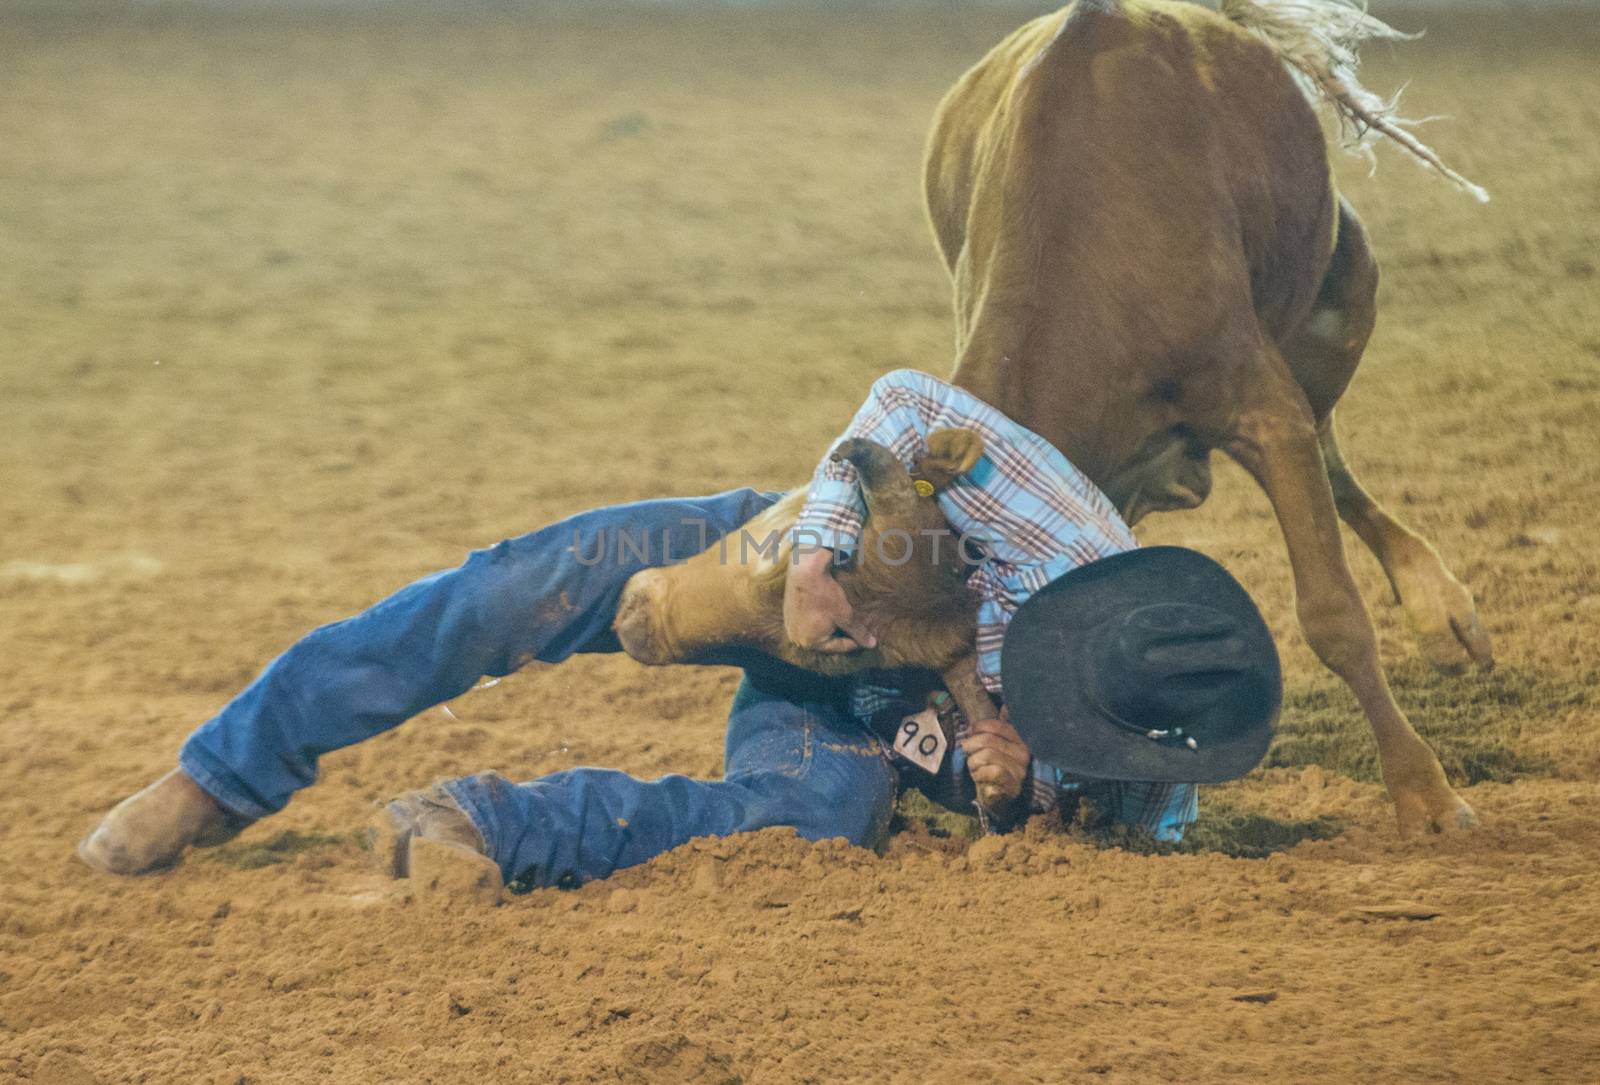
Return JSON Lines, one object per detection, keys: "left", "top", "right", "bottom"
{"left": 2, "top": 2, "right": 1598, "bottom": 1082}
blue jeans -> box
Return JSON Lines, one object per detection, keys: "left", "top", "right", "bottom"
{"left": 180, "top": 488, "right": 897, "bottom": 887}
{"left": 442, "top": 671, "right": 895, "bottom": 889}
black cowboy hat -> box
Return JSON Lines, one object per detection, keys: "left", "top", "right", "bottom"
{"left": 1000, "top": 547, "right": 1280, "bottom": 784}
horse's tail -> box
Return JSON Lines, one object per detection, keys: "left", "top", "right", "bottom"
{"left": 1219, "top": 0, "right": 1489, "bottom": 202}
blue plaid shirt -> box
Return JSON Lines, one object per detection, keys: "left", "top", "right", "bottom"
{"left": 796, "top": 369, "right": 1197, "bottom": 840}
{"left": 793, "top": 369, "right": 1138, "bottom": 692}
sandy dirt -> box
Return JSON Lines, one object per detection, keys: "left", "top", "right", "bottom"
{"left": 2, "top": 3, "right": 1598, "bottom": 1082}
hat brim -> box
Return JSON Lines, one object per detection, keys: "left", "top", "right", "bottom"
{"left": 1000, "top": 547, "right": 1280, "bottom": 784}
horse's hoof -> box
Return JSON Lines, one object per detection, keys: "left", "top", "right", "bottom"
{"left": 1392, "top": 781, "right": 1478, "bottom": 839}
{"left": 1404, "top": 572, "right": 1494, "bottom": 674}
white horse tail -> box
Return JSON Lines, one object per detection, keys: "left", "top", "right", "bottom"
{"left": 1220, "top": 0, "right": 1489, "bottom": 202}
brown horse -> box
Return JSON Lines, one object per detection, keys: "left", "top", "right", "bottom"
{"left": 619, "top": 0, "right": 1489, "bottom": 838}
{"left": 919, "top": 0, "right": 1489, "bottom": 837}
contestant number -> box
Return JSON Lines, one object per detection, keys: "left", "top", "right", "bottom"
{"left": 893, "top": 708, "right": 948, "bottom": 774}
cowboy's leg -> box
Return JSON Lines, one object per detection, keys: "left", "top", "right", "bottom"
{"left": 440, "top": 668, "right": 897, "bottom": 888}
{"left": 180, "top": 489, "right": 777, "bottom": 819}
{"left": 79, "top": 489, "right": 778, "bottom": 874}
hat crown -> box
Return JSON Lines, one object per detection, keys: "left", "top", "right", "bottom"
{"left": 1094, "top": 603, "right": 1258, "bottom": 735}
{"left": 999, "top": 546, "right": 1281, "bottom": 783}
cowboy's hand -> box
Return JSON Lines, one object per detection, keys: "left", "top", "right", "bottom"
{"left": 961, "top": 713, "right": 1030, "bottom": 807}
{"left": 784, "top": 546, "right": 877, "bottom": 653}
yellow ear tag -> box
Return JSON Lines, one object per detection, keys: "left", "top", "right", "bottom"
{"left": 913, "top": 479, "right": 936, "bottom": 498}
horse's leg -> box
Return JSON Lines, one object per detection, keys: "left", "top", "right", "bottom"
{"left": 1319, "top": 414, "right": 1493, "bottom": 670}
{"left": 1282, "top": 197, "right": 1492, "bottom": 672}
{"left": 1226, "top": 338, "right": 1476, "bottom": 839}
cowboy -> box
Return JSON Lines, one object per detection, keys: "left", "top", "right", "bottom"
{"left": 78, "top": 369, "right": 1280, "bottom": 886}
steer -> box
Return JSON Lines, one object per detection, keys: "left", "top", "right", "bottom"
{"left": 618, "top": 428, "right": 1033, "bottom": 801}
{"left": 915, "top": 0, "right": 1491, "bottom": 837}
{"left": 614, "top": 429, "right": 1007, "bottom": 797}
{"left": 615, "top": 428, "right": 985, "bottom": 683}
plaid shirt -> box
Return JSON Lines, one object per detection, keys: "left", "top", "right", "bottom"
{"left": 795, "top": 369, "right": 1195, "bottom": 840}
{"left": 793, "top": 368, "right": 1138, "bottom": 692}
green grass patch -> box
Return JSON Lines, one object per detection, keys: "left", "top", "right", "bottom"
{"left": 1266, "top": 661, "right": 1580, "bottom": 785}
{"left": 208, "top": 829, "right": 356, "bottom": 869}
{"left": 1052, "top": 790, "right": 1342, "bottom": 859}
{"left": 892, "top": 788, "right": 1339, "bottom": 860}
{"left": 1172, "top": 803, "right": 1343, "bottom": 859}
{"left": 891, "top": 788, "right": 982, "bottom": 844}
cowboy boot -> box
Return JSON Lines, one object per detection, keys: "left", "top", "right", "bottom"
{"left": 77, "top": 768, "right": 249, "bottom": 875}
{"left": 370, "top": 785, "right": 502, "bottom": 903}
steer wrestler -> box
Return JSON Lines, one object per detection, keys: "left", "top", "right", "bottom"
{"left": 79, "top": 369, "right": 1280, "bottom": 887}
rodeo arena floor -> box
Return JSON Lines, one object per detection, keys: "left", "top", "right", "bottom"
{"left": 2, "top": 3, "right": 1598, "bottom": 1083}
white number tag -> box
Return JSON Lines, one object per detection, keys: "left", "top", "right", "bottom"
{"left": 893, "top": 708, "right": 948, "bottom": 774}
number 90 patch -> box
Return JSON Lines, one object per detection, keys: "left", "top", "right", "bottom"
{"left": 893, "top": 707, "right": 949, "bottom": 774}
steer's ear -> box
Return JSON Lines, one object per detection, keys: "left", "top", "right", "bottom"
{"left": 921, "top": 428, "right": 984, "bottom": 489}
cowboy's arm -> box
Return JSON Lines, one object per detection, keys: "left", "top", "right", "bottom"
{"left": 790, "top": 369, "right": 948, "bottom": 556}
{"left": 959, "top": 713, "right": 1032, "bottom": 824}
{"left": 786, "top": 370, "right": 948, "bottom": 651}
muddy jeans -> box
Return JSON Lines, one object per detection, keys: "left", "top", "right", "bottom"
{"left": 179, "top": 488, "right": 896, "bottom": 887}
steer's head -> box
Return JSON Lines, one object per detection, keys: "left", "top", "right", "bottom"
{"left": 813, "top": 427, "right": 985, "bottom": 674}
{"left": 614, "top": 428, "right": 985, "bottom": 679}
